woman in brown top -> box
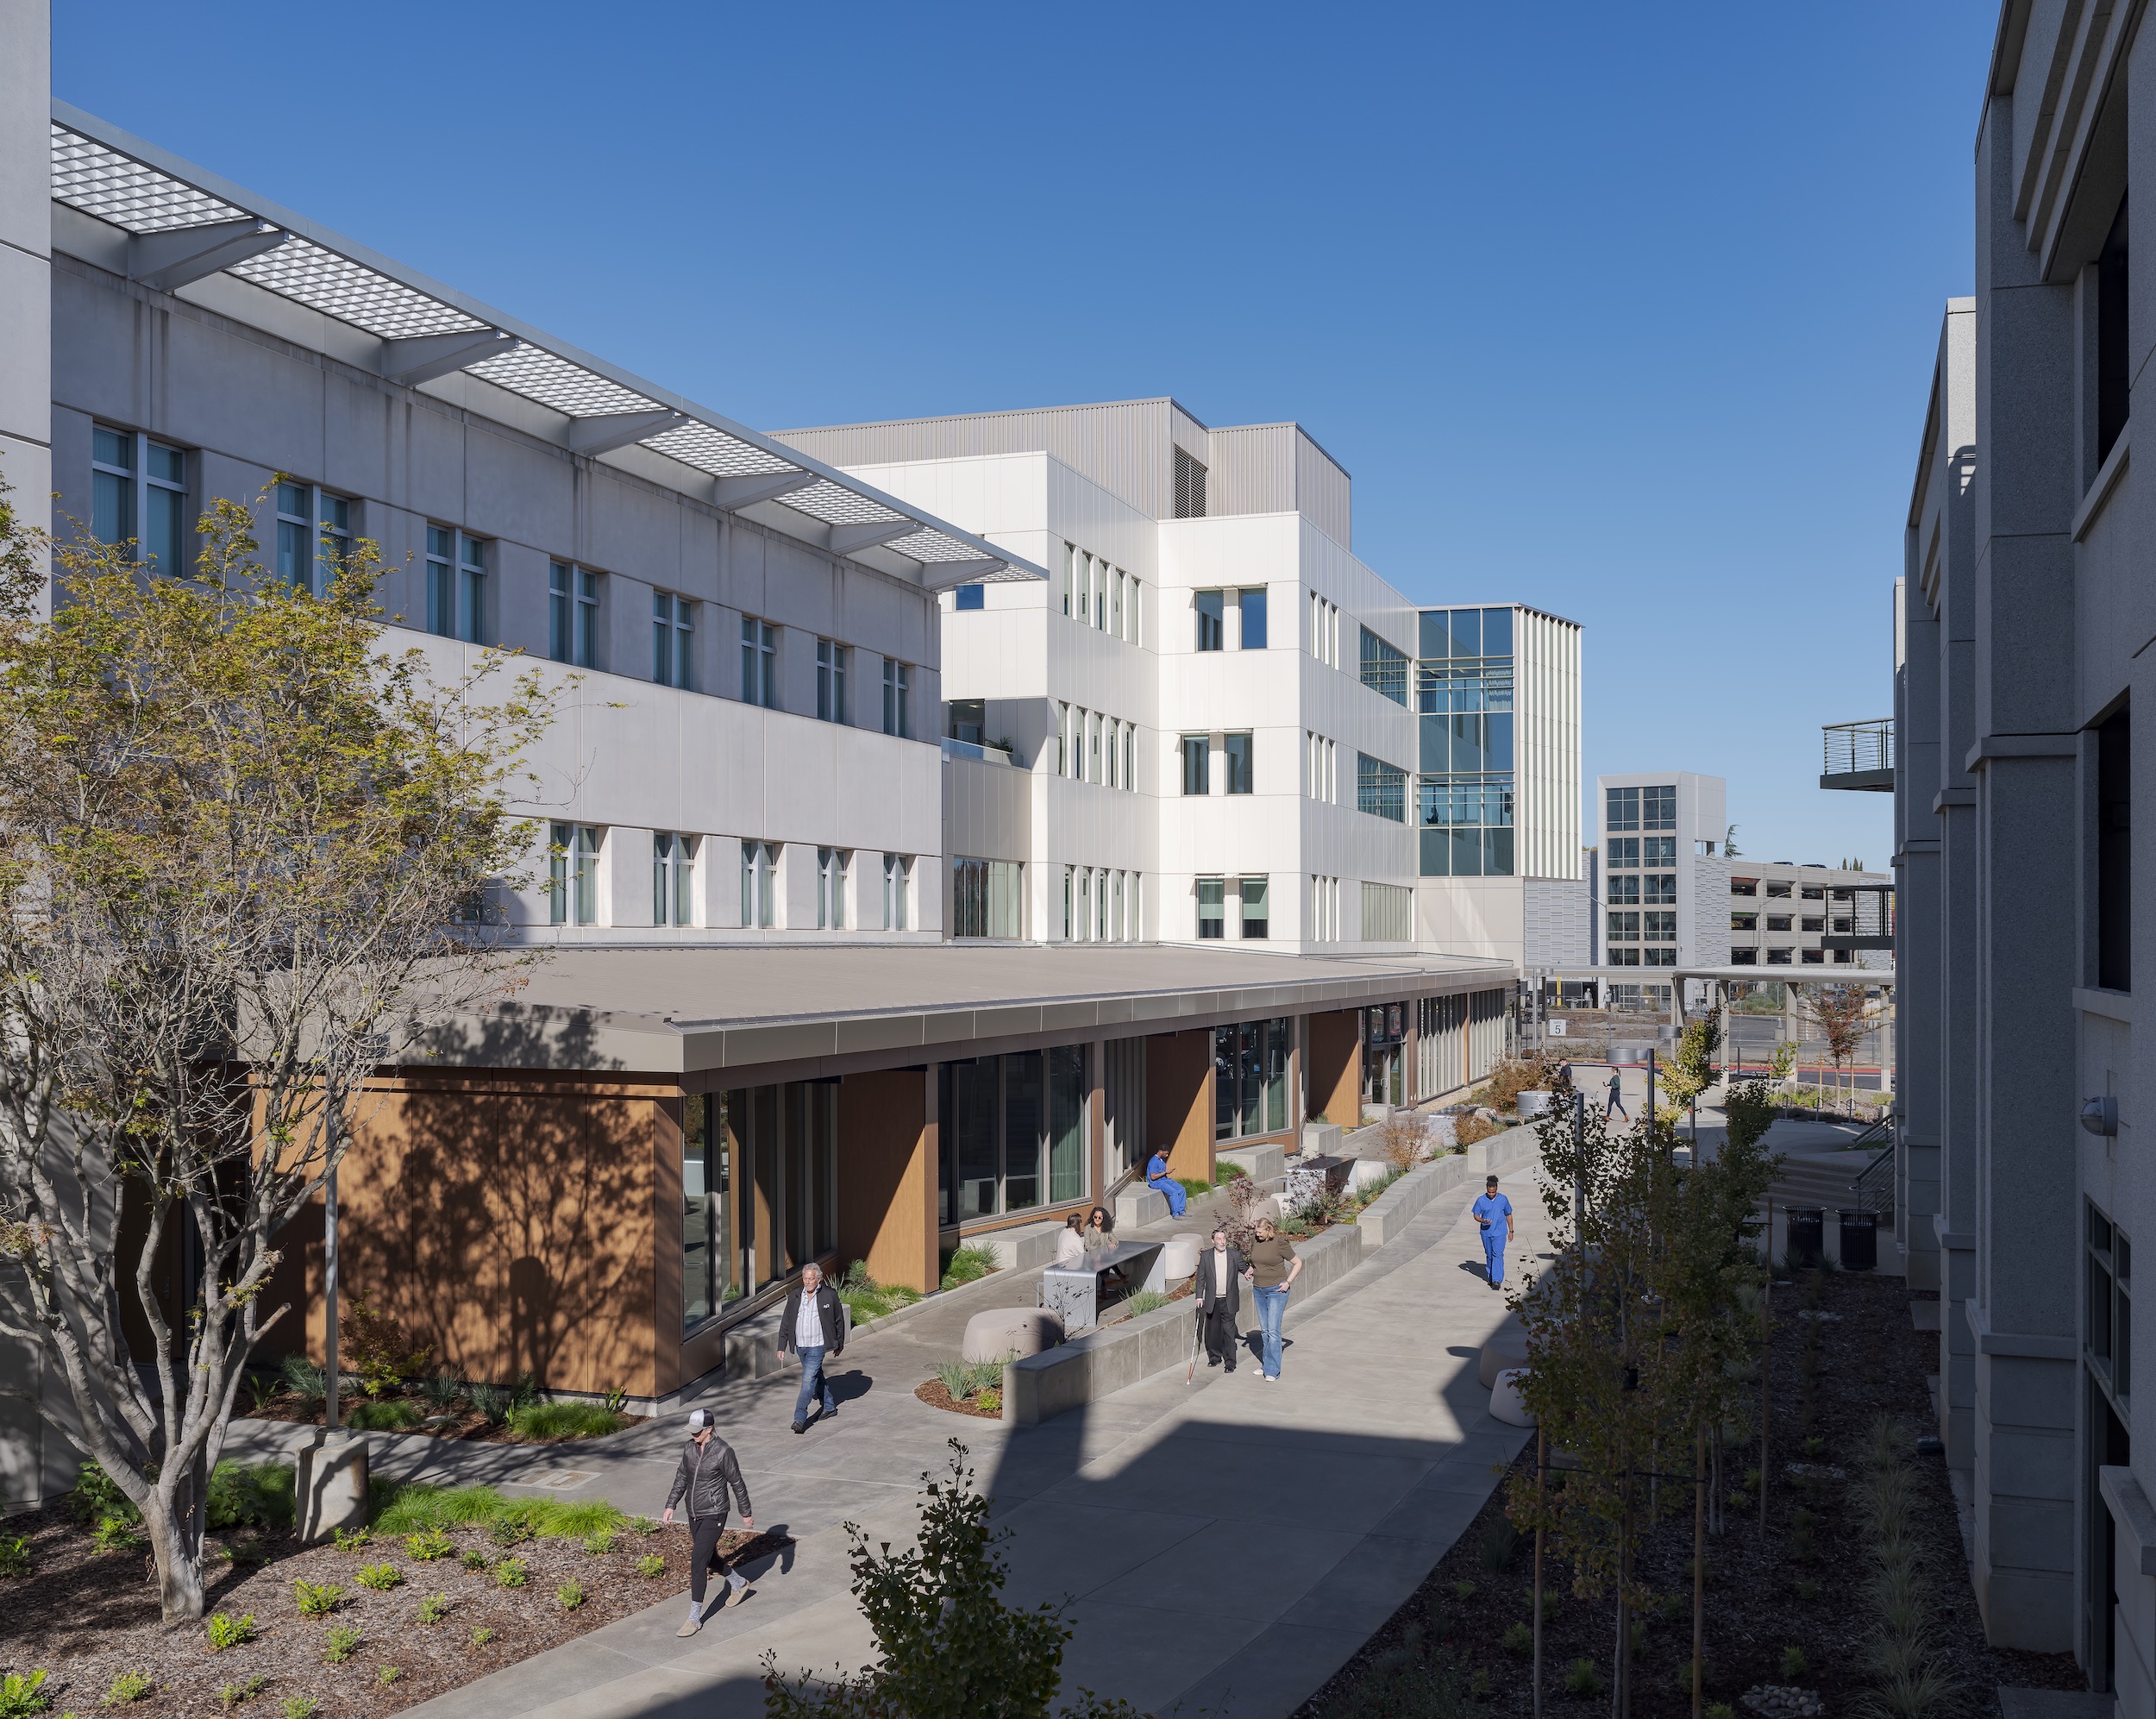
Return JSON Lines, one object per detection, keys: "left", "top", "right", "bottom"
{"left": 1241, "top": 1217, "right": 1304, "bottom": 1381}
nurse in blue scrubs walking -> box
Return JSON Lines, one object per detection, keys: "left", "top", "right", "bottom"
{"left": 1472, "top": 1175, "right": 1514, "bottom": 1290}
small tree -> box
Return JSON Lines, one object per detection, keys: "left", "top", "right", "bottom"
{"left": 1800, "top": 986, "right": 1876, "bottom": 1110}
{"left": 1659, "top": 1013, "right": 1721, "bottom": 1121}
{"left": 763, "top": 1441, "right": 1144, "bottom": 1718}
{"left": 0, "top": 491, "right": 549, "bottom": 1620}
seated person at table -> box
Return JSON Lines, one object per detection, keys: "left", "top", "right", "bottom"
{"left": 1054, "top": 1214, "right": 1086, "bottom": 1268}
{"left": 1146, "top": 1148, "right": 1188, "bottom": 1218}
{"left": 1081, "top": 1207, "right": 1116, "bottom": 1251}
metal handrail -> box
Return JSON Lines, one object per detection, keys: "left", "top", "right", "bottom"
{"left": 1822, "top": 718, "right": 1892, "bottom": 775}
{"left": 1848, "top": 1113, "right": 1896, "bottom": 1214}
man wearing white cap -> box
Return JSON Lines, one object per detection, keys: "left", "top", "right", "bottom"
{"left": 661, "top": 1408, "right": 754, "bottom": 1634}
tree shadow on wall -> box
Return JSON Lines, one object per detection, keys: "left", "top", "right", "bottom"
{"left": 333, "top": 1005, "right": 659, "bottom": 1396}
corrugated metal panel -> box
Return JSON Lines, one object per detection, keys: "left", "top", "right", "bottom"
{"left": 1294, "top": 430, "right": 1352, "bottom": 547}
{"left": 1514, "top": 608, "right": 1582, "bottom": 882}
{"left": 772, "top": 400, "right": 1186, "bottom": 522}
{"left": 1207, "top": 423, "right": 1295, "bottom": 518}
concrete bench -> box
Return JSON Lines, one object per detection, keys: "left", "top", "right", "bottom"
{"left": 975, "top": 1219, "right": 1068, "bottom": 1273}
{"left": 1112, "top": 1184, "right": 1168, "bottom": 1228}
{"left": 1218, "top": 1141, "right": 1287, "bottom": 1183}
{"left": 962, "top": 1307, "right": 1062, "bottom": 1363}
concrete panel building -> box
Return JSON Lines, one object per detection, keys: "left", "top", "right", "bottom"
{"left": 0, "top": 16, "right": 1526, "bottom": 1505}
{"left": 1894, "top": 2, "right": 2156, "bottom": 1699}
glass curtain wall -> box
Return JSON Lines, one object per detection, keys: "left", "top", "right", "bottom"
{"left": 938, "top": 1049, "right": 1087, "bottom": 1224}
{"left": 1417, "top": 606, "right": 1516, "bottom": 876}
{"left": 683, "top": 1084, "right": 838, "bottom": 1333}
{"left": 1213, "top": 1019, "right": 1289, "bottom": 1140}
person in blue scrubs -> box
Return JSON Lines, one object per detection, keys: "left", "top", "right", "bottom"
{"left": 1146, "top": 1148, "right": 1188, "bottom": 1218}
{"left": 1472, "top": 1175, "right": 1514, "bottom": 1290}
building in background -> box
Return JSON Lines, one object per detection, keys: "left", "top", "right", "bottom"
{"left": 771, "top": 400, "right": 1427, "bottom": 952}
{"left": 1593, "top": 772, "right": 1727, "bottom": 973}
{"left": 1414, "top": 605, "right": 1587, "bottom": 973}
{"left": 1724, "top": 860, "right": 1892, "bottom": 969}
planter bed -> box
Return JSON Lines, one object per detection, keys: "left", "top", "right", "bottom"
{"left": 0, "top": 1503, "right": 785, "bottom": 1716}
{"left": 244, "top": 1393, "right": 630, "bottom": 1446}
{"left": 1295, "top": 1269, "right": 2084, "bottom": 1717}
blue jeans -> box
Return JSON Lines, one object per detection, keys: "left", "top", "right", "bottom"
{"left": 1253, "top": 1285, "right": 1288, "bottom": 1377}
{"left": 1150, "top": 1174, "right": 1187, "bottom": 1218}
{"left": 793, "top": 1346, "right": 835, "bottom": 1423}
{"left": 1482, "top": 1227, "right": 1505, "bottom": 1286}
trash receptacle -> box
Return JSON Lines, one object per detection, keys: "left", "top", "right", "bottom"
{"left": 1786, "top": 1208, "right": 1824, "bottom": 1269}
{"left": 1838, "top": 1209, "right": 1877, "bottom": 1272}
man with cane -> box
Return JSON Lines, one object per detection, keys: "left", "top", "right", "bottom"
{"left": 1193, "top": 1223, "right": 1244, "bottom": 1373}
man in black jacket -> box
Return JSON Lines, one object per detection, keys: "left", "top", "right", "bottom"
{"left": 1194, "top": 1224, "right": 1245, "bottom": 1371}
{"left": 661, "top": 1408, "right": 754, "bottom": 1634}
{"left": 778, "top": 1261, "right": 847, "bottom": 1434}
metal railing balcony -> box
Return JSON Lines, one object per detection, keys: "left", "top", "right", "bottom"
{"left": 1821, "top": 718, "right": 1894, "bottom": 791}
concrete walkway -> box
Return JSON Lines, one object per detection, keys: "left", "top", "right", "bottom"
{"left": 235, "top": 1156, "right": 1548, "bottom": 1718}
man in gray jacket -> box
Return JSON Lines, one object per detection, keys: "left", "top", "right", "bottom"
{"left": 1194, "top": 1224, "right": 1245, "bottom": 1372}
{"left": 661, "top": 1408, "right": 755, "bottom": 1634}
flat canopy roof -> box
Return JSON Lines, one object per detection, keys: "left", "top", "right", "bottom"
{"left": 417, "top": 943, "right": 1515, "bottom": 1078}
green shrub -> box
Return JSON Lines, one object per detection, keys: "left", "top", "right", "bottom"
{"left": 976, "top": 1388, "right": 1001, "bottom": 1415}
{"left": 372, "top": 1480, "right": 507, "bottom": 1535}
{"left": 1676, "top": 1658, "right": 1708, "bottom": 1696}
{"left": 494, "top": 1556, "right": 529, "bottom": 1589}
{"left": 469, "top": 1626, "right": 495, "bottom": 1647}
{"left": 1539, "top": 1590, "right": 1563, "bottom": 1621}
{"left": 505, "top": 1402, "right": 624, "bottom": 1443}
{"left": 72, "top": 1461, "right": 139, "bottom": 1525}
{"left": 292, "top": 1579, "right": 344, "bottom": 1617}
{"left": 489, "top": 1507, "right": 538, "bottom": 1547}
{"left": 1795, "top": 1577, "right": 1821, "bottom": 1601}
{"left": 938, "top": 1243, "right": 999, "bottom": 1289}
{"left": 348, "top": 1399, "right": 423, "bottom": 1433}
{"left": 1781, "top": 1645, "right": 1810, "bottom": 1681}
{"left": 583, "top": 1528, "right": 617, "bottom": 1555}
{"left": 1175, "top": 1177, "right": 1212, "bottom": 1198}
{"left": 0, "top": 1670, "right": 50, "bottom": 1718}
{"left": 556, "top": 1578, "right": 586, "bottom": 1610}
{"left": 405, "top": 1528, "right": 453, "bottom": 1561}
{"left": 1502, "top": 1621, "right": 1533, "bottom": 1658}
{"left": 207, "top": 1463, "right": 295, "bottom": 1531}
{"left": 1448, "top": 1579, "right": 1476, "bottom": 1601}
{"left": 103, "top": 1670, "right": 154, "bottom": 1704}
{"left": 282, "top": 1697, "right": 320, "bottom": 1719}
{"left": 323, "top": 1622, "right": 363, "bottom": 1664}
{"left": 418, "top": 1591, "right": 451, "bottom": 1625}
{"left": 459, "top": 1549, "right": 491, "bottom": 1572}
{"left": 933, "top": 1356, "right": 1003, "bottom": 1400}
{"left": 635, "top": 1553, "right": 666, "bottom": 1578}
{"left": 355, "top": 1562, "right": 402, "bottom": 1590}
{"left": 1707, "top": 1705, "right": 1736, "bottom": 1719}
{"left": 215, "top": 1674, "right": 266, "bottom": 1710}
{"left": 92, "top": 1513, "right": 143, "bottom": 1553}
{"left": 419, "top": 1369, "right": 465, "bottom": 1412}
{"left": 628, "top": 1514, "right": 659, "bottom": 1537}
{"left": 1480, "top": 1518, "right": 1520, "bottom": 1572}
{"left": 378, "top": 1666, "right": 402, "bottom": 1688}
{"left": 332, "top": 1526, "right": 371, "bottom": 1551}
{"left": 1562, "top": 1658, "right": 1603, "bottom": 1697}
{"left": 1124, "top": 1290, "right": 1170, "bottom": 1316}
{"left": 205, "top": 1611, "right": 257, "bottom": 1652}
{"left": 469, "top": 1383, "right": 512, "bottom": 1425}
{"left": 0, "top": 1535, "right": 29, "bottom": 1578}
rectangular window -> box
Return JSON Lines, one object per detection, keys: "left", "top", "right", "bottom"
{"left": 91, "top": 426, "right": 135, "bottom": 549}
{"left": 742, "top": 618, "right": 777, "bottom": 708}
{"left": 1766, "top": 948, "right": 1793, "bottom": 965}
{"left": 1608, "top": 911, "right": 1639, "bottom": 939}
{"left": 1122, "top": 722, "right": 1134, "bottom": 791}
{"left": 1802, "top": 916, "right": 1825, "bottom": 933}
{"left": 1360, "top": 628, "right": 1408, "bottom": 706}
{"left": 1766, "top": 881, "right": 1792, "bottom": 898}
{"left": 1801, "top": 886, "right": 1825, "bottom": 900}
{"left": 654, "top": 592, "right": 693, "bottom": 688}
{"left": 1088, "top": 711, "right": 1101, "bottom": 782}
{"left": 1213, "top": 1019, "right": 1289, "bottom": 1140}
{"left": 1239, "top": 587, "right": 1267, "bottom": 649}
{"left": 1766, "top": 915, "right": 1792, "bottom": 932}
{"left": 1240, "top": 876, "right": 1269, "bottom": 939}
{"left": 816, "top": 639, "right": 849, "bottom": 724}
{"left": 740, "top": 840, "right": 777, "bottom": 929}
{"left": 1608, "top": 837, "right": 1639, "bottom": 867}
{"left": 1730, "top": 948, "right": 1758, "bottom": 965}
{"left": 681, "top": 1094, "right": 719, "bottom": 1332}
{"left": 1361, "top": 881, "right": 1412, "bottom": 942}
{"left": 1606, "top": 786, "right": 1640, "bottom": 831}
{"left": 1800, "top": 949, "right": 1825, "bottom": 964}
{"left": 1057, "top": 703, "right": 1071, "bottom": 775}
{"left": 1644, "top": 836, "right": 1677, "bottom": 865}
{"left": 573, "top": 825, "right": 601, "bottom": 925}
{"left": 276, "top": 482, "right": 313, "bottom": 592}
{"left": 1608, "top": 875, "right": 1639, "bottom": 905}
{"left": 548, "top": 821, "right": 571, "bottom": 925}
{"left": 1644, "top": 912, "right": 1675, "bottom": 944}
{"left": 817, "top": 847, "right": 848, "bottom": 930}
{"left": 1182, "top": 734, "right": 1210, "bottom": 795}
{"left": 1225, "top": 732, "right": 1254, "bottom": 794}
{"left": 1642, "top": 785, "right": 1677, "bottom": 830}
{"left": 1731, "top": 877, "right": 1758, "bottom": 896}
{"left": 883, "top": 853, "right": 912, "bottom": 931}
{"left": 1732, "top": 913, "right": 1758, "bottom": 931}
{"left": 1645, "top": 948, "right": 1677, "bottom": 967}
{"left": 955, "top": 583, "right": 984, "bottom": 611}
{"left": 2099, "top": 706, "right": 2131, "bottom": 990}
{"left": 143, "top": 442, "right": 187, "bottom": 574}
{"left": 458, "top": 535, "right": 486, "bottom": 643}
{"left": 424, "top": 529, "right": 452, "bottom": 636}
{"left": 1062, "top": 543, "right": 1075, "bottom": 617}
{"left": 882, "top": 657, "right": 911, "bottom": 737}
{"left": 1105, "top": 718, "right": 1119, "bottom": 788}
{"left": 937, "top": 1051, "right": 1087, "bottom": 1223}
{"left": 2099, "top": 195, "right": 2131, "bottom": 469}
{"left": 1113, "top": 568, "right": 1125, "bottom": 638}
{"left": 1357, "top": 753, "right": 1407, "bottom": 822}
{"left": 653, "top": 831, "right": 695, "bottom": 925}
{"left": 951, "top": 856, "right": 1022, "bottom": 938}
{"left": 1644, "top": 873, "right": 1677, "bottom": 904}
{"left": 1197, "top": 876, "right": 1225, "bottom": 939}
{"left": 1062, "top": 865, "right": 1075, "bottom": 939}
{"left": 1195, "top": 589, "right": 1225, "bottom": 652}
{"left": 549, "top": 562, "right": 599, "bottom": 668}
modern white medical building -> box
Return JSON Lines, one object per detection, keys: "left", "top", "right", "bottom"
{"left": 0, "top": 7, "right": 1551, "bottom": 1503}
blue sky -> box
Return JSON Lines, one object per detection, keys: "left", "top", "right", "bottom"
{"left": 55, "top": 2, "right": 1989, "bottom": 867}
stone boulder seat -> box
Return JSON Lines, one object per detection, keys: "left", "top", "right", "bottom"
{"left": 1160, "top": 1234, "right": 1200, "bottom": 1280}
{"left": 1489, "top": 1366, "right": 1534, "bottom": 1427}
{"left": 962, "top": 1307, "right": 1064, "bottom": 1364}
{"left": 1478, "top": 1333, "right": 1529, "bottom": 1389}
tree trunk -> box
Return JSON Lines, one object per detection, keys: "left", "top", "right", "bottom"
{"left": 144, "top": 1496, "right": 207, "bottom": 1622}
{"left": 1691, "top": 1427, "right": 1706, "bottom": 1719}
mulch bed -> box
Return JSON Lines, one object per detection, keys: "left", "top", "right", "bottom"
{"left": 0, "top": 1509, "right": 787, "bottom": 1715}
{"left": 915, "top": 1380, "right": 1003, "bottom": 1419}
{"left": 1297, "top": 1267, "right": 2086, "bottom": 1716}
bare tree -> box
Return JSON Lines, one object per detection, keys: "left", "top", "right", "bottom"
{"left": 0, "top": 491, "right": 552, "bottom": 1620}
{"left": 1800, "top": 985, "right": 1877, "bottom": 1112}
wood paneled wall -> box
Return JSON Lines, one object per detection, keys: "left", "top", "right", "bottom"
{"left": 1307, "top": 1011, "right": 1363, "bottom": 1126}
{"left": 837, "top": 1070, "right": 937, "bottom": 1295}
{"left": 1145, "top": 1030, "right": 1214, "bottom": 1183}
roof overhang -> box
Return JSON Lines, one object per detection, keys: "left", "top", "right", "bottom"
{"left": 47, "top": 104, "right": 1042, "bottom": 593}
